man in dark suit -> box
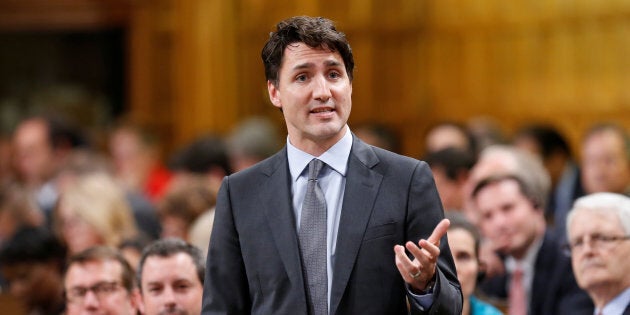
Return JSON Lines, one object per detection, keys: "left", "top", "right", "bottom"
{"left": 566, "top": 193, "right": 630, "bottom": 315}
{"left": 201, "top": 16, "right": 462, "bottom": 314}
{"left": 472, "top": 169, "right": 593, "bottom": 314}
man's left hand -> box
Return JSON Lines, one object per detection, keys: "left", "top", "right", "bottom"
{"left": 394, "top": 218, "right": 450, "bottom": 292}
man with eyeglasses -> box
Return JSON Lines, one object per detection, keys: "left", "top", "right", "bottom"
{"left": 64, "top": 246, "right": 139, "bottom": 315}
{"left": 567, "top": 192, "right": 630, "bottom": 315}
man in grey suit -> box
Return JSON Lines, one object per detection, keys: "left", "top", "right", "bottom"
{"left": 202, "top": 16, "right": 462, "bottom": 315}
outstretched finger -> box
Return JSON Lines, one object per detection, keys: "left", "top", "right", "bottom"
{"left": 426, "top": 218, "right": 450, "bottom": 246}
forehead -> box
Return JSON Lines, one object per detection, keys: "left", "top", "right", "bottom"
{"left": 14, "top": 120, "right": 48, "bottom": 143}
{"left": 584, "top": 130, "right": 625, "bottom": 151}
{"left": 476, "top": 179, "right": 522, "bottom": 203}
{"left": 279, "top": 43, "right": 344, "bottom": 71}
{"left": 1, "top": 262, "right": 46, "bottom": 279}
{"left": 141, "top": 253, "right": 199, "bottom": 283}
{"left": 569, "top": 209, "right": 624, "bottom": 235}
{"left": 65, "top": 260, "right": 122, "bottom": 286}
{"left": 447, "top": 228, "right": 475, "bottom": 248}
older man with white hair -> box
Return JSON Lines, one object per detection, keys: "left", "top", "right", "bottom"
{"left": 566, "top": 192, "right": 630, "bottom": 315}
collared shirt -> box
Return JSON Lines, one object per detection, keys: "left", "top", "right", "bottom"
{"left": 287, "top": 125, "right": 352, "bottom": 310}
{"left": 597, "top": 287, "right": 630, "bottom": 315}
{"left": 287, "top": 126, "right": 434, "bottom": 312}
{"left": 505, "top": 234, "right": 544, "bottom": 313}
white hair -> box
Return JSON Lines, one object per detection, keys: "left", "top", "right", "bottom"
{"left": 566, "top": 192, "right": 630, "bottom": 238}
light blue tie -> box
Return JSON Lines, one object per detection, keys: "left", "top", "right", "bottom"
{"left": 299, "top": 159, "right": 328, "bottom": 315}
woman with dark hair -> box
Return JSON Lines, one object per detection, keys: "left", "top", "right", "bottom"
{"left": 446, "top": 212, "right": 504, "bottom": 315}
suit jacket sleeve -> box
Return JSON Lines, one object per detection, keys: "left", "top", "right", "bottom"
{"left": 406, "top": 161, "right": 463, "bottom": 315}
{"left": 202, "top": 177, "right": 251, "bottom": 314}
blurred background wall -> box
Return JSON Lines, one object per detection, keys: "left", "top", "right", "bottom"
{"left": 0, "top": 0, "right": 628, "bottom": 158}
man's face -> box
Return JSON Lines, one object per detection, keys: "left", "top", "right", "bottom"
{"left": 12, "top": 119, "right": 56, "bottom": 186}
{"left": 140, "top": 253, "right": 203, "bottom": 315}
{"left": 64, "top": 260, "right": 137, "bottom": 315}
{"left": 431, "top": 166, "right": 464, "bottom": 211}
{"left": 425, "top": 125, "right": 470, "bottom": 153}
{"left": 267, "top": 43, "right": 352, "bottom": 153}
{"left": 475, "top": 179, "right": 544, "bottom": 259}
{"left": 581, "top": 130, "right": 630, "bottom": 194}
{"left": 569, "top": 209, "right": 630, "bottom": 294}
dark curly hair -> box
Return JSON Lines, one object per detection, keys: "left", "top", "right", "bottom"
{"left": 261, "top": 16, "right": 354, "bottom": 87}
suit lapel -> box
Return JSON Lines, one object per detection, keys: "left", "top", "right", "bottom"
{"left": 330, "top": 138, "right": 382, "bottom": 314}
{"left": 260, "top": 149, "right": 307, "bottom": 297}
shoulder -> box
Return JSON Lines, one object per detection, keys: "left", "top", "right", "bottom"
{"left": 228, "top": 148, "right": 286, "bottom": 182}
{"left": 351, "top": 135, "right": 425, "bottom": 172}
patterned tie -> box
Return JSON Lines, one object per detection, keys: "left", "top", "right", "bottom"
{"left": 299, "top": 159, "right": 328, "bottom": 315}
{"left": 509, "top": 266, "right": 527, "bottom": 315}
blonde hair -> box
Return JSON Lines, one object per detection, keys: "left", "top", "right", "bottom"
{"left": 55, "top": 172, "right": 137, "bottom": 248}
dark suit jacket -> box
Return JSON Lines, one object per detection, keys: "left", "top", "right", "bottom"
{"left": 479, "top": 231, "right": 594, "bottom": 315}
{"left": 202, "top": 136, "right": 462, "bottom": 315}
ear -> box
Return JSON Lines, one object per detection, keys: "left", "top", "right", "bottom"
{"left": 131, "top": 288, "right": 144, "bottom": 314}
{"left": 267, "top": 80, "right": 282, "bottom": 109}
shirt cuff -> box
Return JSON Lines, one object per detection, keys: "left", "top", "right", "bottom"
{"left": 406, "top": 278, "right": 439, "bottom": 311}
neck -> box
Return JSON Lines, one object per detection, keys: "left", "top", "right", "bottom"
{"left": 462, "top": 296, "right": 471, "bottom": 315}
{"left": 288, "top": 126, "right": 348, "bottom": 157}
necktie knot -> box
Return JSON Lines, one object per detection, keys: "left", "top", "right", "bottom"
{"left": 308, "top": 159, "right": 324, "bottom": 181}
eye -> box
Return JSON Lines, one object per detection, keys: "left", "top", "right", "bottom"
{"left": 148, "top": 286, "right": 163, "bottom": 294}
{"left": 173, "top": 281, "right": 193, "bottom": 292}
{"left": 295, "top": 74, "right": 308, "bottom": 82}
{"left": 328, "top": 71, "right": 341, "bottom": 79}
{"left": 481, "top": 210, "right": 492, "bottom": 220}
{"left": 455, "top": 252, "right": 474, "bottom": 262}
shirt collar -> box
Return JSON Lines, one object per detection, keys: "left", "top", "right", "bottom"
{"left": 600, "top": 287, "right": 630, "bottom": 315}
{"left": 287, "top": 125, "right": 352, "bottom": 182}
{"left": 505, "top": 233, "right": 544, "bottom": 274}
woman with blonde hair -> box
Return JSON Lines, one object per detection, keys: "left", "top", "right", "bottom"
{"left": 54, "top": 172, "right": 138, "bottom": 254}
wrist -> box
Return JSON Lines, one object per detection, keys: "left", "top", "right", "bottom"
{"left": 418, "top": 277, "right": 436, "bottom": 294}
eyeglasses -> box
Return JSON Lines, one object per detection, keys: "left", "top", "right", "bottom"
{"left": 66, "top": 281, "right": 122, "bottom": 304}
{"left": 563, "top": 234, "right": 630, "bottom": 255}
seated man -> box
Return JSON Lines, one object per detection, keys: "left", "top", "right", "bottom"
{"left": 566, "top": 193, "right": 630, "bottom": 314}
{"left": 137, "top": 238, "right": 204, "bottom": 315}
{"left": 64, "top": 246, "right": 139, "bottom": 315}
{"left": 472, "top": 170, "right": 593, "bottom": 314}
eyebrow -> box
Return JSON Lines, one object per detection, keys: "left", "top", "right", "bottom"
{"left": 292, "top": 59, "right": 343, "bottom": 71}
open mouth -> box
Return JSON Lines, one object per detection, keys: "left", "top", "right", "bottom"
{"left": 311, "top": 107, "right": 334, "bottom": 114}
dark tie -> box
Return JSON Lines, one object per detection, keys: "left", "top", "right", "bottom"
{"left": 299, "top": 159, "right": 328, "bottom": 315}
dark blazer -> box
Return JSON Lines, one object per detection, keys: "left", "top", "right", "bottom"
{"left": 479, "top": 231, "right": 594, "bottom": 315}
{"left": 202, "top": 136, "right": 462, "bottom": 315}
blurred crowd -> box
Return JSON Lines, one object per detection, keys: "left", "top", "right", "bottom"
{"left": 0, "top": 114, "right": 282, "bottom": 315}
{"left": 0, "top": 112, "right": 628, "bottom": 315}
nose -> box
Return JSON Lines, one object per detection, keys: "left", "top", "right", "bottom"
{"left": 580, "top": 236, "right": 598, "bottom": 254}
{"left": 312, "top": 75, "right": 332, "bottom": 102}
{"left": 161, "top": 287, "right": 178, "bottom": 307}
{"left": 82, "top": 290, "right": 101, "bottom": 309}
